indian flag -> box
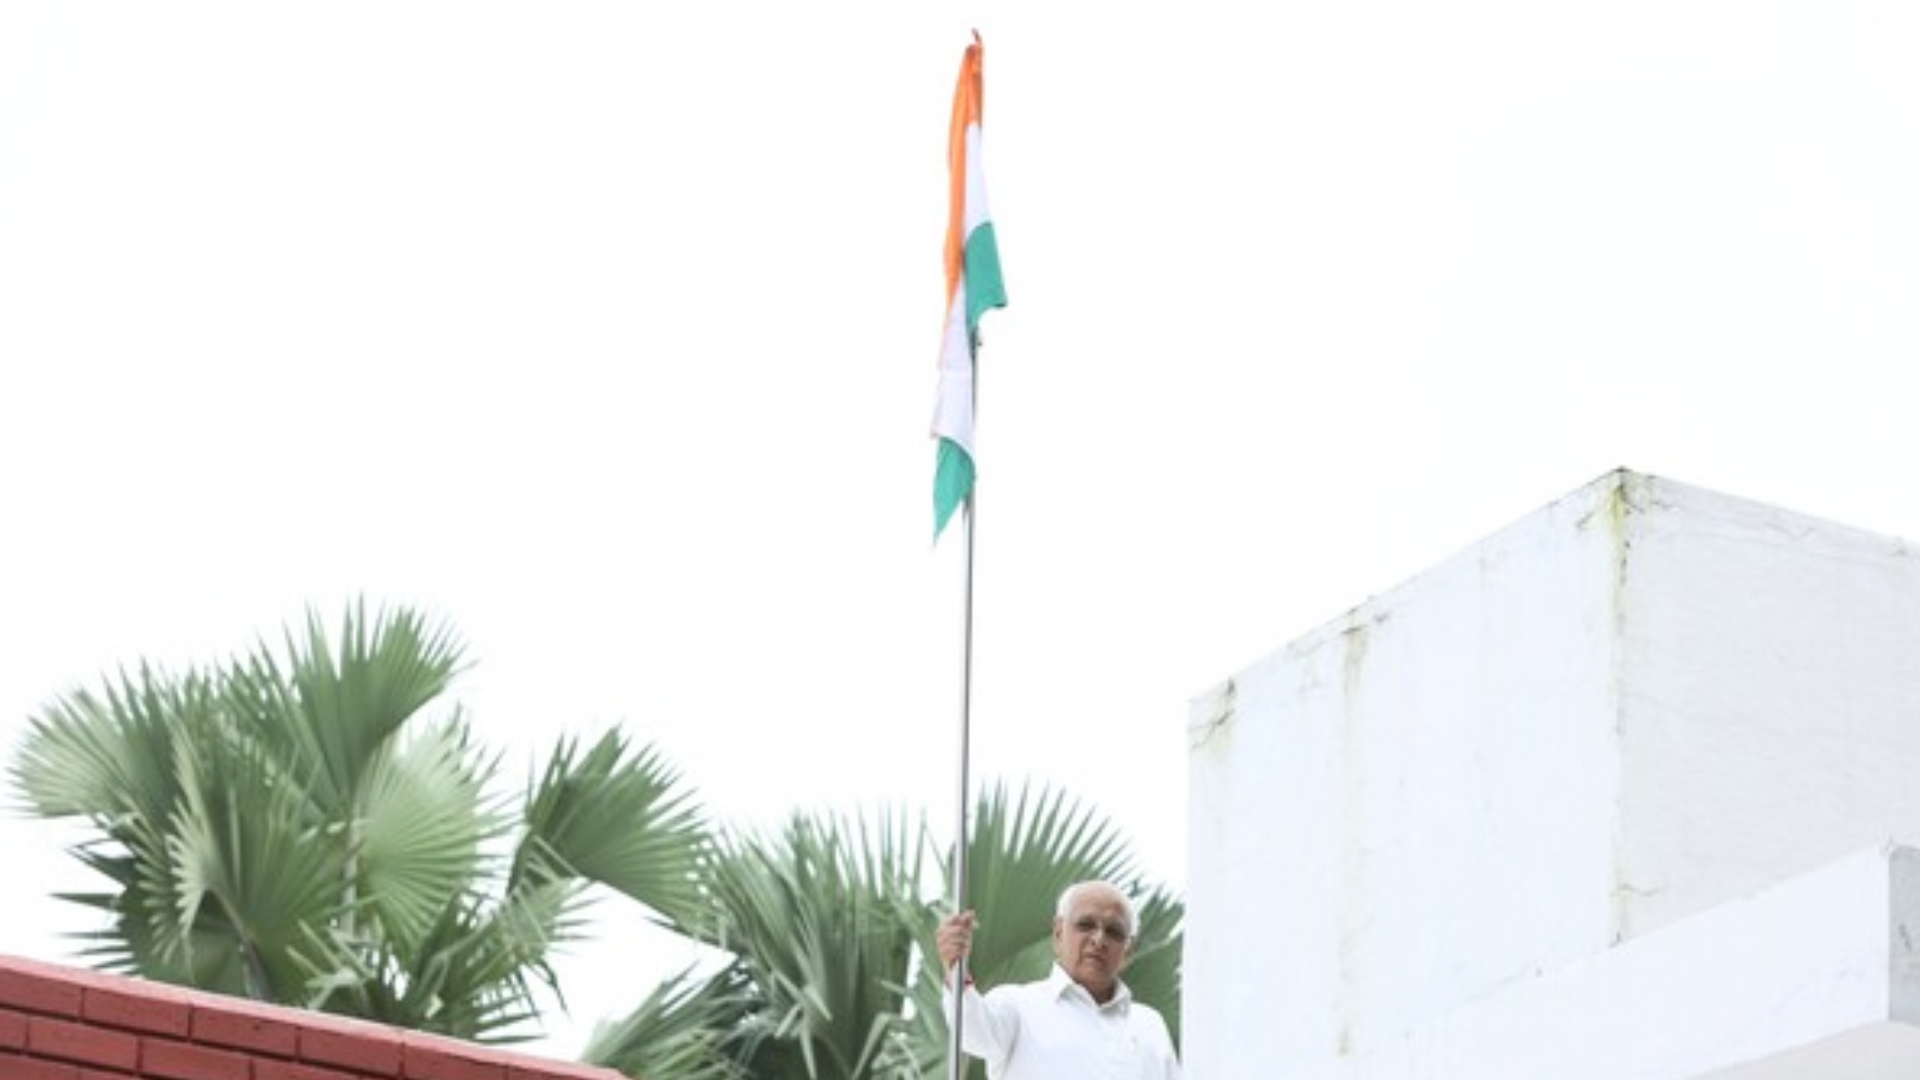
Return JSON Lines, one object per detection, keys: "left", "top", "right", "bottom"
{"left": 931, "top": 31, "right": 1007, "bottom": 542}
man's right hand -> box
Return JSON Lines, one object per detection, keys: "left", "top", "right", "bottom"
{"left": 937, "top": 909, "right": 976, "bottom": 972}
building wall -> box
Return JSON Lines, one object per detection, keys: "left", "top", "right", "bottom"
{"left": 1185, "top": 469, "right": 1920, "bottom": 1080}
{"left": 0, "top": 952, "right": 624, "bottom": 1080}
{"left": 1614, "top": 476, "right": 1920, "bottom": 937}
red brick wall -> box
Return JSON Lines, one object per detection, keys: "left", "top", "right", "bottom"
{"left": 0, "top": 954, "right": 628, "bottom": 1080}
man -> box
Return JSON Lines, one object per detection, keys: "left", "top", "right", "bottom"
{"left": 936, "top": 879, "right": 1182, "bottom": 1080}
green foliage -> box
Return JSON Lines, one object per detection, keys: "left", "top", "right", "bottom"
{"left": 587, "top": 963, "right": 758, "bottom": 1080}
{"left": 521, "top": 730, "right": 709, "bottom": 927}
{"left": 9, "top": 600, "right": 713, "bottom": 1043}
{"left": 11, "top": 601, "right": 1184, "bottom": 1077}
{"left": 588, "top": 781, "right": 1184, "bottom": 1080}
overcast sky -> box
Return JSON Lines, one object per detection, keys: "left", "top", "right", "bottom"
{"left": 5, "top": 0, "right": 1920, "bottom": 1061}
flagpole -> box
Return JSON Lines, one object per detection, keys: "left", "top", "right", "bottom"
{"left": 935, "top": 31, "right": 1001, "bottom": 1080}
{"left": 946, "top": 489, "right": 975, "bottom": 1080}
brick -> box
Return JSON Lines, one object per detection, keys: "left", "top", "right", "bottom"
{"left": 401, "top": 1037, "right": 506, "bottom": 1080}
{"left": 0, "top": 961, "right": 86, "bottom": 1017}
{"left": 190, "top": 995, "right": 301, "bottom": 1057}
{"left": 0, "top": 1047, "right": 84, "bottom": 1079}
{"left": 2, "top": 955, "right": 625, "bottom": 1080}
{"left": 143, "top": 1037, "right": 253, "bottom": 1080}
{"left": 254, "top": 1058, "right": 372, "bottom": 1080}
{"left": 82, "top": 979, "right": 192, "bottom": 1038}
{"left": 0, "top": 1006, "right": 27, "bottom": 1049}
{"left": 27, "top": 1016, "right": 139, "bottom": 1071}
{"left": 297, "top": 1013, "right": 403, "bottom": 1074}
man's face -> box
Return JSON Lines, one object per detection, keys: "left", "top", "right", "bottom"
{"left": 1051, "top": 885, "right": 1133, "bottom": 1002}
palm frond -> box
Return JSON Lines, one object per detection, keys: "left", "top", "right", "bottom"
{"left": 1116, "top": 884, "right": 1184, "bottom": 1047}
{"left": 355, "top": 714, "right": 501, "bottom": 950}
{"left": 165, "top": 718, "right": 346, "bottom": 1000}
{"left": 692, "top": 807, "right": 926, "bottom": 1080}
{"left": 520, "top": 730, "right": 712, "bottom": 927}
{"left": 954, "top": 780, "right": 1137, "bottom": 986}
{"left": 234, "top": 601, "right": 466, "bottom": 814}
{"left": 295, "top": 873, "right": 585, "bottom": 1042}
{"left": 583, "top": 963, "right": 756, "bottom": 1080}
{"left": 12, "top": 664, "right": 214, "bottom": 826}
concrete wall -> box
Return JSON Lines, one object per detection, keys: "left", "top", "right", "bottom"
{"left": 1615, "top": 477, "right": 1920, "bottom": 936}
{"left": 1186, "top": 469, "right": 1920, "bottom": 1079}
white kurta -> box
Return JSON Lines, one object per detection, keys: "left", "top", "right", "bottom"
{"left": 950, "top": 964, "right": 1183, "bottom": 1080}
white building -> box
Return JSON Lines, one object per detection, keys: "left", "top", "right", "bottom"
{"left": 1185, "top": 468, "right": 1920, "bottom": 1079}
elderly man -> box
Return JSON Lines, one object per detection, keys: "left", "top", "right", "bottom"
{"left": 936, "top": 879, "right": 1182, "bottom": 1080}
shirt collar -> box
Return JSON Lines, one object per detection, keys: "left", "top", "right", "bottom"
{"left": 1045, "top": 963, "right": 1133, "bottom": 1011}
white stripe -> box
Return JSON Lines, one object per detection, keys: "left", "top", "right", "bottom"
{"left": 932, "top": 282, "right": 973, "bottom": 453}
{"left": 962, "top": 122, "right": 990, "bottom": 237}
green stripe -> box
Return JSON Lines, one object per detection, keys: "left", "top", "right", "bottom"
{"left": 963, "top": 222, "right": 1006, "bottom": 335}
{"left": 933, "top": 437, "right": 975, "bottom": 540}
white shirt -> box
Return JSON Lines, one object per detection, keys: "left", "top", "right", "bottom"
{"left": 951, "top": 964, "right": 1182, "bottom": 1080}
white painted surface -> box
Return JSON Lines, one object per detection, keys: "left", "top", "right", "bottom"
{"left": 1615, "top": 480, "right": 1920, "bottom": 937}
{"left": 1312, "top": 844, "right": 1920, "bottom": 1080}
{"left": 1188, "top": 472, "right": 1626, "bottom": 1073}
{"left": 1187, "top": 471, "right": 1920, "bottom": 1079}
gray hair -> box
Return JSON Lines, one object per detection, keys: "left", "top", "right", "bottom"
{"left": 1054, "top": 880, "right": 1138, "bottom": 938}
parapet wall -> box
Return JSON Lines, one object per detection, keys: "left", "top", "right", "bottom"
{"left": 0, "top": 952, "right": 623, "bottom": 1080}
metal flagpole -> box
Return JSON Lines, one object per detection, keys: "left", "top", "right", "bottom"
{"left": 940, "top": 33, "right": 998, "bottom": 1080}
{"left": 946, "top": 486, "right": 975, "bottom": 1080}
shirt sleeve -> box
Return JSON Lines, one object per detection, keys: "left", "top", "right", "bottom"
{"left": 941, "top": 983, "right": 1021, "bottom": 1073}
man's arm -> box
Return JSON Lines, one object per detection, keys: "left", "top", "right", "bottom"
{"left": 936, "top": 910, "right": 1018, "bottom": 1067}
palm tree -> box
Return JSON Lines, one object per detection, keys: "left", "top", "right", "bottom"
{"left": 584, "top": 780, "right": 1183, "bottom": 1080}
{"left": 9, "top": 601, "right": 711, "bottom": 1045}
{"left": 587, "top": 806, "right": 929, "bottom": 1080}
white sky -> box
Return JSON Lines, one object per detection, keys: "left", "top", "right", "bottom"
{"left": 5, "top": 0, "right": 1920, "bottom": 1061}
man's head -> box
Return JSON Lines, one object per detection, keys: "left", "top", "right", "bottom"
{"left": 1051, "top": 880, "right": 1136, "bottom": 1003}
